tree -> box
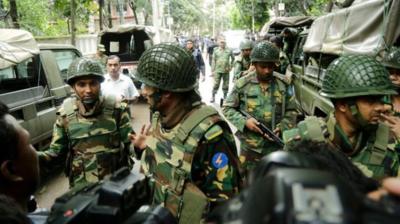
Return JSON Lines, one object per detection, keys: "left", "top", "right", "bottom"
{"left": 9, "top": 0, "right": 18, "bottom": 28}
{"left": 232, "top": 0, "right": 269, "bottom": 31}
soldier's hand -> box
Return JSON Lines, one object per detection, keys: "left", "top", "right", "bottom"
{"left": 380, "top": 113, "right": 400, "bottom": 139}
{"left": 273, "top": 127, "right": 281, "bottom": 136}
{"left": 245, "top": 118, "right": 263, "bottom": 135}
{"left": 130, "top": 124, "right": 151, "bottom": 150}
{"left": 368, "top": 178, "right": 400, "bottom": 201}
{"left": 248, "top": 65, "right": 255, "bottom": 72}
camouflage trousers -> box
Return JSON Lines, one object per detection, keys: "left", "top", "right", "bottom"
{"left": 239, "top": 144, "right": 281, "bottom": 177}
{"left": 212, "top": 72, "right": 230, "bottom": 97}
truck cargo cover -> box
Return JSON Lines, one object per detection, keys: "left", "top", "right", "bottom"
{"left": 303, "top": 0, "right": 400, "bottom": 56}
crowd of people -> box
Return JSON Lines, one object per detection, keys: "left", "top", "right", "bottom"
{"left": 1, "top": 29, "right": 400, "bottom": 223}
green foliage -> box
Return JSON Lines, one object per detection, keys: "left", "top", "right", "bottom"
{"left": 2, "top": 0, "right": 98, "bottom": 36}
{"left": 278, "top": 0, "right": 331, "bottom": 16}
{"left": 169, "top": 0, "right": 204, "bottom": 33}
{"left": 233, "top": 0, "right": 269, "bottom": 30}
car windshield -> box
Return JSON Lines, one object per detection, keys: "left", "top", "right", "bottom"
{"left": 51, "top": 50, "right": 81, "bottom": 81}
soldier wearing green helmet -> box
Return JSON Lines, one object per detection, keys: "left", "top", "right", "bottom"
{"left": 38, "top": 57, "right": 133, "bottom": 187}
{"left": 379, "top": 47, "right": 400, "bottom": 159}
{"left": 223, "top": 41, "right": 297, "bottom": 176}
{"left": 283, "top": 55, "right": 400, "bottom": 179}
{"left": 233, "top": 39, "right": 253, "bottom": 81}
{"left": 131, "top": 43, "right": 242, "bottom": 223}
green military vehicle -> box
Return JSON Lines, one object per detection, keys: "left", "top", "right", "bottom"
{"left": 289, "top": 0, "right": 400, "bottom": 116}
{"left": 0, "top": 29, "right": 81, "bottom": 149}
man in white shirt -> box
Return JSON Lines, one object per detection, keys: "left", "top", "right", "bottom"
{"left": 102, "top": 55, "right": 139, "bottom": 117}
{"left": 102, "top": 55, "right": 139, "bottom": 101}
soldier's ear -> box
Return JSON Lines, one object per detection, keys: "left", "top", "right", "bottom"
{"left": 0, "top": 160, "right": 23, "bottom": 182}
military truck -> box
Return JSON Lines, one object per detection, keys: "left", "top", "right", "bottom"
{"left": 289, "top": 0, "right": 400, "bottom": 117}
{"left": 0, "top": 29, "right": 82, "bottom": 149}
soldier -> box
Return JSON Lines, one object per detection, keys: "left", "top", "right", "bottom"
{"left": 380, "top": 48, "right": 400, "bottom": 156}
{"left": 211, "top": 38, "right": 234, "bottom": 103}
{"left": 95, "top": 44, "right": 108, "bottom": 69}
{"left": 222, "top": 42, "right": 297, "bottom": 176}
{"left": 283, "top": 55, "right": 400, "bottom": 179}
{"left": 233, "top": 39, "right": 253, "bottom": 82}
{"left": 131, "top": 43, "right": 242, "bottom": 223}
{"left": 38, "top": 58, "right": 133, "bottom": 187}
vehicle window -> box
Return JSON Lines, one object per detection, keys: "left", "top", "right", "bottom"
{"left": 0, "top": 57, "right": 45, "bottom": 94}
{"left": 101, "top": 30, "right": 149, "bottom": 62}
{"left": 52, "top": 50, "right": 80, "bottom": 81}
{"left": 0, "top": 67, "right": 15, "bottom": 80}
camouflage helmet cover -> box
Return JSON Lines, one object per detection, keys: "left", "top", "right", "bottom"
{"left": 250, "top": 41, "right": 280, "bottom": 63}
{"left": 239, "top": 39, "right": 253, "bottom": 50}
{"left": 67, "top": 57, "right": 105, "bottom": 86}
{"left": 320, "top": 55, "right": 396, "bottom": 98}
{"left": 136, "top": 43, "right": 198, "bottom": 92}
{"left": 382, "top": 47, "right": 400, "bottom": 70}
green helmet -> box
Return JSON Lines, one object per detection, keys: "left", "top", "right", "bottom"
{"left": 250, "top": 42, "right": 279, "bottom": 63}
{"left": 67, "top": 58, "right": 104, "bottom": 85}
{"left": 136, "top": 43, "right": 198, "bottom": 92}
{"left": 239, "top": 39, "right": 253, "bottom": 50}
{"left": 320, "top": 55, "right": 396, "bottom": 98}
{"left": 382, "top": 47, "right": 400, "bottom": 70}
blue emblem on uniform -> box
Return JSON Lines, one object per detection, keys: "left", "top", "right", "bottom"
{"left": 212, "top": 152, "right": 228, "bottom": 169}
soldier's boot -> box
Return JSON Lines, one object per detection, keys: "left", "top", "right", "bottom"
{"left": 210, "top": 95, "right": 215, "bottom": 103}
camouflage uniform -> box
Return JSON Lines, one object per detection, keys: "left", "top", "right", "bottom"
{"left": 212, "top": 44, "right": 234, "bottom": 99}
{"left": 135, "top": 43, "right": 242, "bottom": 223}
{"left": 283, "top": 55, "right": 400, "bottom": 179}
{"left": 383, "top": 48, "right": 400, "bottom": 157}
{"left": 39, "top": 58, "right": 133, "bottom": 187}
{"left": 233, "top": 40, "right": 252, "bottom": 81}
{"left": 223, "top": 42, "right": 297, "bottom": 174}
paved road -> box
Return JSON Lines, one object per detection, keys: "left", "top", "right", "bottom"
{"left": 35, "top": 53, "right": 238, "bottom": 209}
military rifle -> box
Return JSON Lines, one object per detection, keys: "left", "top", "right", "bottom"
{"left": 240, "top": 110, "right": 284, "bottom": 147}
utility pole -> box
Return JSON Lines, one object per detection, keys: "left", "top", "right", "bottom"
{"left": 212, "top": 0, "right": 216, "bottom": 38}
{"left": 9, "top": 0, "right": 19, "bottom": 28}
{"left": 151, "top": 0, "right": 160, "bottom": 27}
{"left": 99, "top": 0, "right": 104, "bottom": 30}
{"left": 108, "top": 1, "right": 113, "bottom": 27}
{"left": 71, "top": 0, "right": 76, "bottom": 45}
{"left": 118, "top": 0, "right": 125, "bottom": 24}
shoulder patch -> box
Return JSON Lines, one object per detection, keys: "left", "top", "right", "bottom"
{"left": 204, "top": 124, "right": 223, "bottom": 141}
{"left": 212, "top": 152, "right": 229, "bottom": 169}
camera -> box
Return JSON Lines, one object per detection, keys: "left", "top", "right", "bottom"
{"left": 46, "top": 167, "right": 176, "bottom": 224}
{"left": 210, "top": 151, "right": 400, "bottom": 224}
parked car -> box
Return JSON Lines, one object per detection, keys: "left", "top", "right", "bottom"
{"left": 0, "top": 29, "right": 82, "bottom": 149}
